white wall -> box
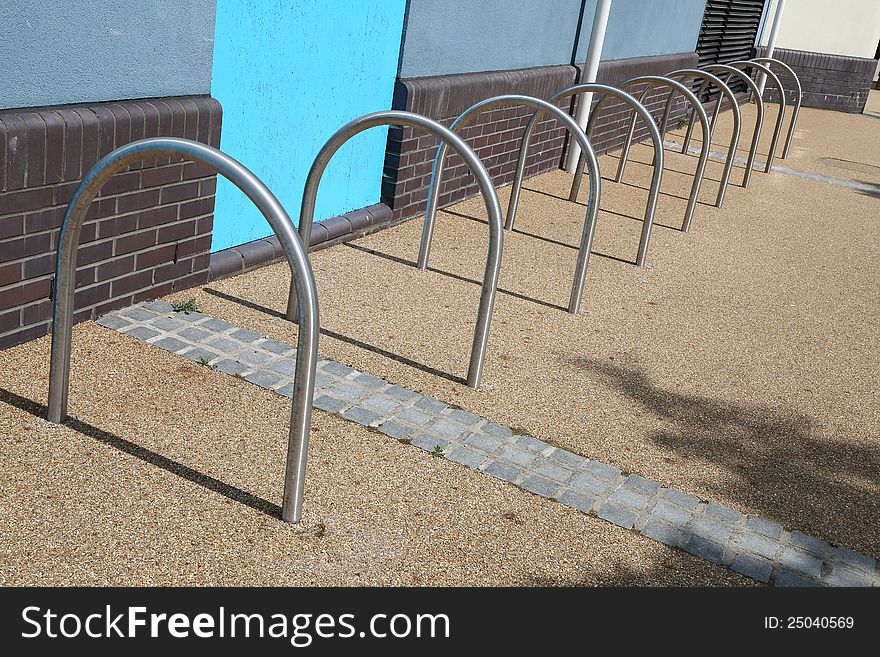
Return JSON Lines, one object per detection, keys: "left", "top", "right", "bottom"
{"left": 760, "top": 0, "right": 880, "bottom": 60}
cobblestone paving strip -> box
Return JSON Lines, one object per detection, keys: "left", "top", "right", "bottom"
{"left": 98, "top": 302, "right": 879, "bottom": 588}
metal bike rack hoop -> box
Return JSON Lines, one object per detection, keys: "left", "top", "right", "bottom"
{"left": 552, "top": 84, "right": 664, "bottom": 268}
{"left": 615, "top": 76, "right": 711, "bottom": 233}
{"left": 663, "top": 68, "right": 742, "bottom": 206}
{"left": 751, "top": 57, "right": 802, "bottom": 159}
{"left": 290, "top": 110, "right": 503, "bottom": 389}
{"left": 728, "top": 60, "right": 787, "bottom": 172}
{"left": 699, "top": 64, "right": 765, "bottom": 187}
{"left": 47, "top": 137, "right": 320, "bottom": 525}
{"left": 420, "top": 94, "right": 602, "bottom": 315}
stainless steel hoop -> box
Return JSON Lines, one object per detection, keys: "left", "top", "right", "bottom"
{"left": 728, "top": 60, "right": 787, "bottom": 171}
{"left": 751, "top": 57, "right": 802, "bottom": 159}
{"left": 664, "top": 68, "right": 742, "bottom": 206}
{"left": 615, "top": 76, "right": 710, "bottom": 232}
{"left": 420, "top": 94, "right": 601, "bottom": 314}
{"left": 290, "top": 110, "right": 503, "bottom": 389}
{"left": 700, "top": 64, "right": 765, "bottom": 187}
{"left": 46, "top": 137, "right": 320, "bottom": 525}
{"left": 553, "top": 84, "right": 664, "bottom": 267}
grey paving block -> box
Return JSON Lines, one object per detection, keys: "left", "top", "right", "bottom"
{"left": 429, "top": 418, "right": 467, "bottom": 440}
{"left": 570, "top": 472, "right": 614, "bottom": 497}
{"left": 584, "top": 460, "right": 621, "bottom": 482}
{"left": 206, "top": 337, "right": 244, "bottom": 354}
{"left": 641, "top": 519, "right": 685, "bottom": 548}
{"left": 120, "top": 307, "right": 157, "bottom": 322}
{"left": 683, "top": 535, "right": 725, "bottom": 565}
{"left": 245, "top": 370, "right": 282, "bottom": 389}
{"left": 621, "top": 474, "right": 661, "bottom": 496}
{"left": 548, "top": 449, "right": 587, "bottom": 469}
{"left": 266, "top": 358, "right": 297, "bottom": 376}
{"left": 378, "top": 420, "right": 415, "bottom": 440}
{"left": 411, "top": 433, "right": 450, "bottom": 453}
{"left": 520, "top": 475, "right": 560, "bottom": 498}
{"left": 229, "top": 327, "right": 264, "bottom": 343}
{"left": 775, "top": 571, "right": 816, "bottom": 587}
{"left": 395, "top": 407, "right": 433, "bottom": 427}
{"left": 149, "top": 315, "right": 186, "bottom": 333}
{"left": 597, "top": 503, "right": 639, "bottom": 530}
{"left": 261, "top": 338, "right": 293, "bottom": 354}
{"left": 354, "top": 372, "right": 386, "bottom": 390}
{"left": 182, "top": 347, "right": 221, "bottom": 364}
{"left": 558, "top": 490, "right": 599, "bottom": 514}
{"left": 463, "top": 432, "right": 503, "bottom": 454}
{"left": 314, "top": 373, "right": 334, "bottom": 390}
{"left": 498, "top": 446, "right": 536, "bottom": 468}
{"left": 650, "top": 500, "right": 693, "bottom": 527}
{"left": 96, "top": 314, "right": 131, "bottom": 330}
{"left": 178, "top": 326, "right": 212, "bottom": 342}
{"left": 237, "top": 349, "right": 274, "bottom": 366}
{"left": 330, "top": 382, "right": 367, "bottom": 402}
{"left": 690, "top": 517, "right": 734, "bottom": 544}
{"left": 823, "top": 565, "right": 873, "bottom": 587}
{"left": 608, "top": 487, "right": 651, "bottom": 511}
{"left": 483, "top": 460, "right": 520, "bottom": 483}
{"left": 361, "top": 395, "right": 401, "bottom": 415}
{"left": 124, "top": 326, "right": 161, "bottom": 341}
{"left": 746, "top": 516, "right": 784, "bottom": 540}
{"left": 321, "top": 361, "right": 357, "bottom": 377}
{"left": 446, "top": 446, "right": 487, "bottom": 469}
{"left": 385, "top": 385, "right": 420, "bottom": 402}
{"left": 175, "top": 311, "right": 206, "bottom": 323}
{"left": 414, "top": 397, "right": 447, "bottom": 414}
{"left": 443, "top": 408, "right": 482, "bottom": 427}
{"left": 275, "top": 383, "right": 294, "bottom": 398}
{"left": 214, "top": 359, "right": 250, "bottom": 376}
{"left": 152, "top": 336, "right": 189, "bottom": 353}
{"left": 736, "top": 531, "right": 781, "bottom": 560}
{"left": 342, "top": 406, "right": 382, "bottom": 426}
{"left": 730, "top": 554, "right": 772, "bottom": 583}
{"left": 779, "top": 547, "right": 824, "bottom": 580}
{"left": 788, "top": 531, "right": 830, "bottom": 557}
{"left": 482, "top": 421, "right": 514, "bottom": 439}
{"left": 534, "top": 461, "right": 574, "bottom": 484}
{"left": 833, "top": 547, "right": 876, "bottom": 575}
{"left": 141, "top": 300, "right": 173, "bottom": 313}
{"left": 515, "top": 435, "right": 547, "bottom": 452}
{"left": 659, "top": 488, "right": 701, "bottom": 510}
{"left": 314, "top": 395, "right": 347, "bottom": 413}
{"left": 704, "top": 503, "right": 744, "bottom": 525}
{"left": 200, "top": 318, "right": 235, "bottom": 333}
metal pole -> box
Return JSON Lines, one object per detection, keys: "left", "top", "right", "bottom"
{"left": 757, "top": 0, "right": 786, "bottom": 96}
{"left": 615, "top": 76, "right": 711, "bottom": 232}
{"left": 290, "top": 111, "right": 503, "bottom": 389}
{"left": 47, "top": 137, "right": 320, "bottom": 525}
{"left": 702, "top": 64, "right": 765, "bottom": 187}
{"left": 752, "top": 57, "right": 802, "bottom": 158}
{"left": 565, "top": 0, "right": 612, "bottom": 172}
{"left": 730, "top": 60, "right": 786, "bottom": 172}
{"left": 665, "top": 69, "right": 742, "bottom": 206}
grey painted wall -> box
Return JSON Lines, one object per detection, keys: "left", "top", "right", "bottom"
{"left": 398, "top": 0, "right": 708, "bottom": 78}
{"left": 0, "top": 0, "right": 216, "bottom": 110}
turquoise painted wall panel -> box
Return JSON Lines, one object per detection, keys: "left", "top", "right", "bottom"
{"left": 0, "top": 0, "right": 216, "bottom": 109}
{"left": 211, "top": 0, "right": 406, "bottom": 251}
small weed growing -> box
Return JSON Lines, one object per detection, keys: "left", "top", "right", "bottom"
{"left": 431, "top": 445, "right": 445, "bottom": 458}
{"left": 198, "top": 356, "right": 217, "bottom": 370}
{"left": 677, "top": 116, "right": 688, "bottom": 130}
{"left": 171, "top": 298, "right": 200, "bottom": 314}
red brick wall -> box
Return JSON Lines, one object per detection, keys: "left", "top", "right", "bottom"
{"left": 0, "top": 96, "right": 221, "bottom": 350}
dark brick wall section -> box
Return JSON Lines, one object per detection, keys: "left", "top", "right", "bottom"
{"left": 382, "top": 53, "right": 698, "bottom": 223}
{"left": 753, "top": 46, "right": 878, "bottom": 114}
{"left": 0, "top": 96, "right": 221, "bottom": 350}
